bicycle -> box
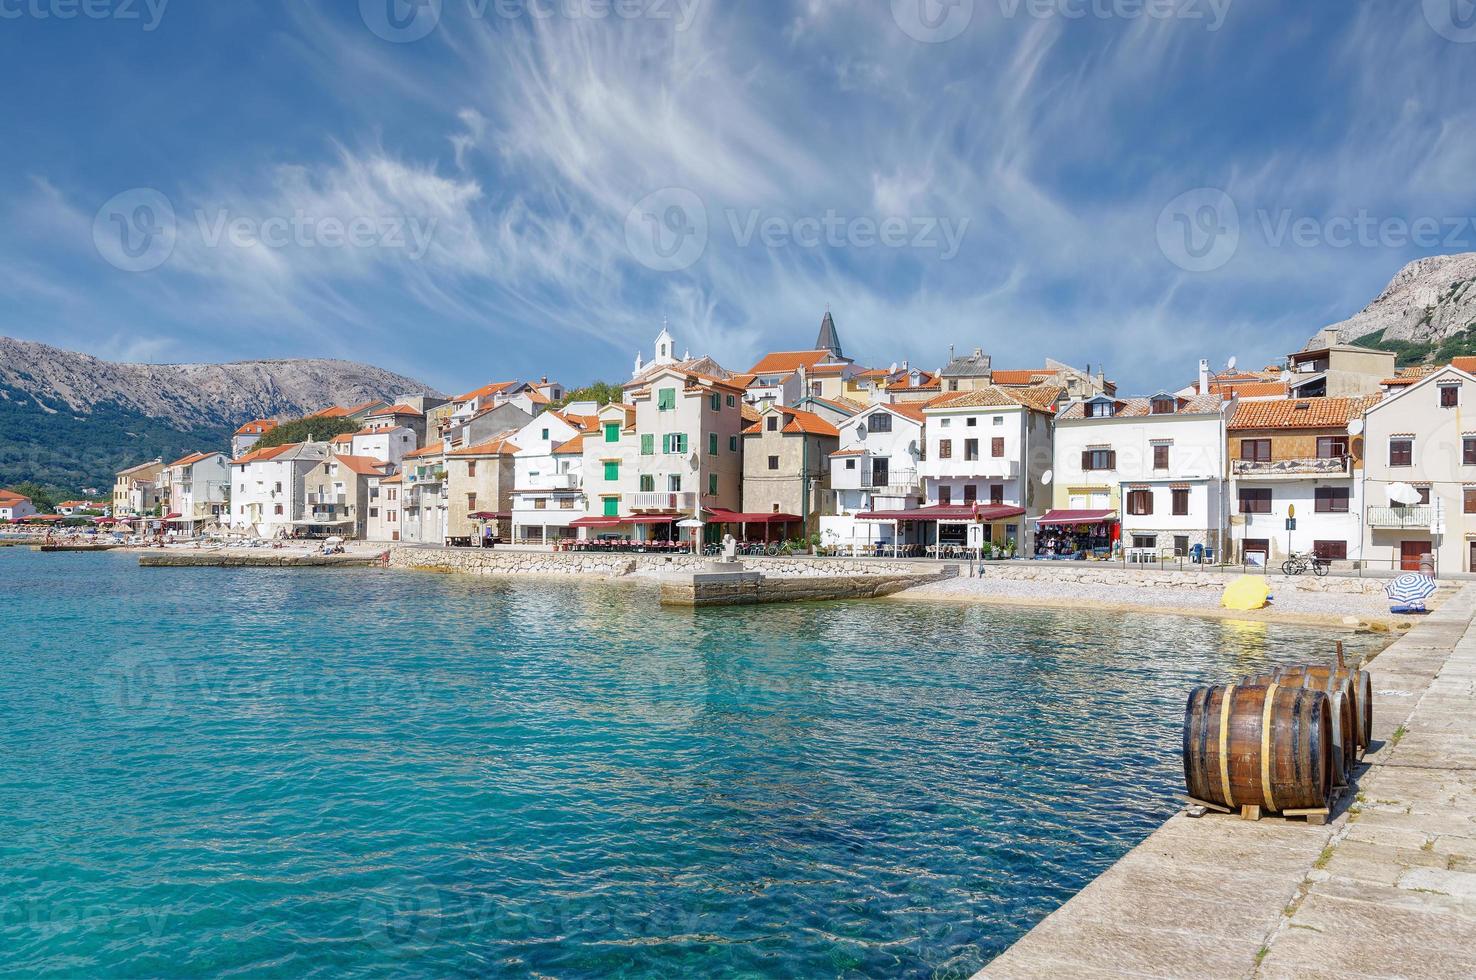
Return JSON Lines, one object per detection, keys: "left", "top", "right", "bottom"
{"left": 1281, "top": 552, "right": 1331, "bottom": 577}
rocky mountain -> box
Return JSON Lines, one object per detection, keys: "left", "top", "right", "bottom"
{"left": 0, "top": 338, "right": 441, "bottom": 492}
{"left": 1307, "top": 253, "right": 1476, "bottom": 353}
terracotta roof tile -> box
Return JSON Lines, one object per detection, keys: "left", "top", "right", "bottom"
{"left": 448, "top": 436, "right": 520, "bottom": 457}
{"left": 928, "top": 384, "right": 1064, "bottom": 413}
{"left": 990, "top": 369, "right": 1056, "bottom": 386}
{"left": 331, "top": 454, "right": 391, "bottom": 477}
{"left": 1227, "top": 396, "right": 1381, "bottom": 431}
{"left": 1058, "top": 394, "right": 1224, "bottom": 421}
{"left": 742, "top": 408, "right": 841, "bottom": 438}
{"left": 234, "top": 419, "right": 277, "bottom": 436}
{"left": 747, "top": 350, "right": 836, "bottom": 375}
{"left": 167, "top": 451, "right": 216, "bottom": 468}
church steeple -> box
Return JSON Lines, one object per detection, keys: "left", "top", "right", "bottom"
{"left": 815, "top": 309, "right": 843, "bottom": 359}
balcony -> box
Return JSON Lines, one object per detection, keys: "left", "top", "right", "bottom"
{"left": 631, "top": 491, "right": 698, "bottom": 512}
{"left": 863, "top": 468, "right": 921, "bottom": 493}
{"left": 550, "top": 473, "right": 579, "bottom": 490}
{"left": 1233, "top": 456, "right": 1351, "bottom": 479}
{"left": 308, "top": 493, "right": 348, "bottom": 506}
{"left": 1367, "top": 506, "right": 1434, "bottom": 529}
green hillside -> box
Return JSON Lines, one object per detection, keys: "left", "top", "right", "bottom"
{"left": 1353, "top": 325, "right": 1476, "bottom": 368}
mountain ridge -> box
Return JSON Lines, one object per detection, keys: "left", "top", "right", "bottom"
{"left": 1307, "top": 253, "right": 1476, "bottom": 358}
{"left": 0, "top": 337, "right": 442, "bottom": 492}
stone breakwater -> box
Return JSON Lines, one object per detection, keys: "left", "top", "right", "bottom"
{"left": 140, "top": 552, "right": 382, "bottom": 568}
{"left": 659, "top": 566, "right": 957, "bottom": 607}
{"left": 386, "top": 547, "right": 933, "bottom": 580}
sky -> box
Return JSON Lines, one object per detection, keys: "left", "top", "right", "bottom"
{"left": 2, "top": 0, "right": 1475, "bottom": 395}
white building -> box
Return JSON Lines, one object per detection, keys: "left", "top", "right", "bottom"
{"left": 509, "top": 411, "right": 591, "bottom": 546}
{"left": 229, "top": 442, "right": 330, "bottom": 538}
{"left": 367, "top": 473, "right": 402, "bottom": 542}
{"left": 162, "top": 451, "right": 231, "bottom": 534}
{"left": 1053, "top": 392, "right": 1230, "bottom": 559}
{"left": 820, "top": 402, "right": 927, "bottom": 551}
{"left": 350, "top": 425, "right": 418, "bottom": 466}
{"left": 232, "top": 420, "right": 277, "bottom": 459}
{"left": 920, "top": 385, "right": 1060, "bottom": 553}
{"left": 0, "top": 490, "right": 37, "bottom": 522}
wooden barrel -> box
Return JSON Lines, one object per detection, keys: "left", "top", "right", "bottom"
{"left": 1244, "top": 673, "right": 1354, "bottom": 787}
{"left": 1276, "top": 665, "right": 1372, "bottom": 753}
{"left": 1183, "top": 684, "right": 1333, "bottom": 813}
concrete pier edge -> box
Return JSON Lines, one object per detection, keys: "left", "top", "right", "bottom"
{"left": 975, "top": 583, "right": 1476, "bottom": 979}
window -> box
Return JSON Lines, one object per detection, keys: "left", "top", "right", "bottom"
{"left": 993, "top": 416, "right": 1004, "bottom": 426}
{"left": 939, "top": 440, "right": 953, "bottom": 459}
{"left": 990, "top": 484, "right": 1004, "bottom": 505}
{"left": 991, "top": 438, "right": 1005, "bottom": 458}
{"left": 641, "top": 434, "right": 655, "bottom": 456}
{"left": 726, "top": 395, "right": 735, "bottom": 407}
{"left": 963, "top": 485, "right": 977, "bottom": 503}
{"left": 767, "top": 416, "right": 779, "bottom": 431}
{"left": 603, "top": 497, "right": 619, "bottom": 517}
{"left": 1132, "top": 534, "right": 1157, "bottom": 549}
{"left": 938, "top": 486, "right": 952, "bottom": 505}
{"left": 1313, "top": 541, "right": 1348, "bottom": 560}
{"left": 1317, "top": 436, "right": 1348, "bottom": 460}
{"left": 967, "top": 417, "right": 978, "bottom": 428}
{"left": 1465, "top": 487, "right": 1476, "bottom": 515}
{"left": 467, "top": 461, "right": 477, "bottom": 477}
{"left": 541, "top": 429, "right": 550, "bottom": 440}
{"left": 1174, "top": 535, "right": 1190, "bottom": 556}
{"left": 534, "top": 499, "right": 547, "bottom": 510}
{"left": 668, "top": 475, "right": 682, "bottom": 492}
{"left": 1081, "top": 449, "right": 1116, "bottom": 471}
{"left": 1441, "top": 385, "right": 1460, "bottom": 408}
{"left": 1172, "top": 488, "right": 1190, "bottom": 515}
{"left": 845, "top": 459, "right": 856, "bottom": 470}
{"left": 729, "top": 436, "right": 739, "bottom": 452}
{"left": 708, "top": 433, "right": 718, "bottom": 456}
{"left": 663, "top": 433, "right": 688, "bottom": 454}
{"left": 604, "top": 422, "right": 620, "bottom": 444}
{"left": 1465, "top": 438, "right": 1476, "bottom": 465}
{"left": 768, "top": 456, "right": 780, "bottom": 470}
{"left": 1315, "top": 487, "right": 1351, "bottom": 513}
{"left": 1153, "top": 445, "right": 1170, "bottom": 470}
{"left": 274, "top": 504, "right": 283, "bottom": 516}
{"left": 709, "top": 393, "right": 721, "bottom": 411}
{"left": 1150, "top": 398, "right": 1176, "bottom": 415}
{"left": 658, "top": 388, "right": 676, "bottom": 411}
{"left": 709, "top": 473, "right": 718, "bottom": 495}
{"left": 868, "top": 413, "right": 892, "bottom": 433}
{"left": 1088, "top": 400, "right": 1115, "bottom": 418}
{"left": 965, "top": 439, "right": 979, "bottom": 461}
{"left": 1127, "top": 489, "right": 1154, "bottom": 516}
{"left": 466, "top": 494, "right": 477, "bottom": 510}
{"left": 940, "top": 418, "right": 951, "bottom": 428}
{"left": 1239, "top": 488, "right": 1272, "bottom": 514}
{"left": 639, "top": 475, "right": 655, "bottom": 492}
{"left": 603, "top": 461, "right": 620, "bottom": 481}
{"left": 1241, "top": 439, "right": 1271, "bottom": 463}
{"left": 1389, "top": 438, "right": 1413, "bottom": 467}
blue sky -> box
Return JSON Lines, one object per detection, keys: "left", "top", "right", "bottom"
{"left": 2, "top": 0, "right": 1475, "bottom": 395}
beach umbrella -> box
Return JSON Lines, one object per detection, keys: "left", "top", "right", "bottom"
{"left": 1385, "top": 573, "right": 1437, "bottom": 605}
{"left": 1222, "top": 575, "right": 1271, "bottom": 611}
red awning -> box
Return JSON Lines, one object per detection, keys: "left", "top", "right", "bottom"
{"left": 857, "top": 504, "right": 1027, "bottom": 522}
{"left": 1035, "top": 509, "right": 1118, "bottom": 526}
{"left": 163, "top": 513, "right": 184, "bottom": 520}
{"left": 468, "top": 512, "right": 510, "bottom": 520}
{"left": 706, "top": 509, "right": 802, "bottom": 524}
{"left": 569, "top": 517, "right": 624, "bottom": 528}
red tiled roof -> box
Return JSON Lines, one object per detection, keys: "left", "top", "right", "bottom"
{"left": 369, "top": 403, "right": 423, "bottom": 418}
{"left": 232, "top": 445, "right": 294, "bottom": 465}
{"left": 234, "top": 419, "right": 277, "bottom": 436}
{"left": 308, "top": 406, "right": 351, "bottom": 419}
{"left": 743, "top": 407, "right": 840, "bottom": 438}
{"left": 1227, "top": 396, "right": 1381, "bottom": 431}
{"left": 455, "top": 380, "right": 519, "bottom": 403}
{"left": 747, "top": 350, "right": 836, "bottom": 375}
{"left": 405, "top": 445, "right": 446, "bottom": 460}
{"left": 928, "top": 385, "right": 1064, "bottom": 413}
{"left": 1058, "top": 394, "right": 1224, "bottom": 421}
{"left": 1209, "top": 380, "right": 1289, "bottom": 398}
{"left": 331, "top": 454, "right": 391, "bottom": 477}
{"left": 167, "top": 451, "right": 215, "bottom": 468}
{"left": 990, "top": 369, "right": 1056, "bottom": 386}
{"left": 448, "top": 436, "right": 520, "bottom": 457}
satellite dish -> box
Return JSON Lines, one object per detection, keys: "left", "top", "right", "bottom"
{"left": 1227, "top": 356, "right": 1239, "bottom": 373}
{"left": 1042, "top": 469, "right": 1054, "bottom": 486}
{"left": 1347, "top": 419, "right": 1364, "bottom": 436}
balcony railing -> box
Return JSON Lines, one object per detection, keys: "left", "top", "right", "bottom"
{"left": 1367, "top": 505, "right": 1434, "bottom": 529}
{"left": 631, "top": 491, "right": 698, "bottom": 512}
{"left": 308, "top": 493, "right": 348, "bottom": 506}
{"left": 1233, "top": 456, "right": 1350, "bottom": 478}
{"left": 863, "top": 468, "right": 920, "bottom": 492}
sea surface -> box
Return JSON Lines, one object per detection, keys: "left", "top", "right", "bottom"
{"left": 0, "top": 550, "right": 1384, "bottom": 978}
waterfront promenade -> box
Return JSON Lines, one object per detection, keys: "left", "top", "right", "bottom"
{"left": 977, "top": 584, "right": 1476, "bottom": 979}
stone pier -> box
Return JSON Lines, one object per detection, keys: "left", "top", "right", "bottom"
{"left": 976, "top": 585, "right": 1476, "bottom": 979}
{"left": 657, "top": 560, "right": 952, "bottom": 607}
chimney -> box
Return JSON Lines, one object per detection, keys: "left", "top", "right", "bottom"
{"left": 1198, "top": 358, "right": 1211, "bottom": 396}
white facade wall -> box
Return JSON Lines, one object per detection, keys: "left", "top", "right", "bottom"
{"left": 230, "top": 456, "right": 319, "bottom": 538}
{"left": 352, "top": 426, "right": 417, "bottom": 466}
{"left": 511, "top": 413, "right": 587, "bottom": 543}
{"left": 821, "top": 406, "right": 926, "bottom": 549}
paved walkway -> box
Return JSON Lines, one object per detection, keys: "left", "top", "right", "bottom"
{"left": 977, "top": 586, "right": 1476, "bottom": 980}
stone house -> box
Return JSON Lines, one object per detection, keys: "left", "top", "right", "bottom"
{"left": 113, "top": 459, "right": 165, "bottom": 516}
{"left": 740, "top": 404, "right": 840, "bottom": 536}
{"left": 302, "top": 454, "right": 396, "bottom": 539}
{"left": 445, "top": 434, "right": 519, "bottom": 544}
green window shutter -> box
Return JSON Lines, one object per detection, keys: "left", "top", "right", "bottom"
{"left": 661, "top": 434, "right": 671, "bottom": 454}
{"left": 604, "top": 423, "right": 620, "bottom": 443}
{"left": 603, "top": 497, "right": 619, "bottom": 517}
{"left": 604, "top": 461, "right": 619, "bottom": 481}
{"left": 678, "top": 433, "right": 689, "bottom": 454}
{"left": 709, "top": 393, "right": 720, "bottom": 411}
{"left": 708, "top": 473, "right": 718, "bottom": 495}
{"left": 729, "top": 435, "right": 738, "bottom": 452}
{"left": 641, "top": 434, "right": 654, "bottom": 456}
{"left": 708, "top": 433, "right": 718, "bottom": 456}
{"left": 658, "top": 388, "right": 676, "bottom": 410}
{"left": 640, "top": 475, "right": 654, "bottom": 492}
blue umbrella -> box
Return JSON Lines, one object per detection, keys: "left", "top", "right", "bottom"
{"left": 1386, "top": 573, "right": 1437, "bottom": 604}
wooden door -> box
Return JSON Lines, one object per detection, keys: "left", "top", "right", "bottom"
{"left": 1401, "top": 541, "right": 1433, "bottom": 572}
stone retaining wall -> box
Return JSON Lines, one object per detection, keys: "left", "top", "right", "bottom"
{"left": 387, "top": 547, "right": 927, "bottom": 580}
{"left": 660, "top": 567, "right": 955, "bottom": 607}
{"left": 974, "top": 562, "right": 1392, "bottom": 596}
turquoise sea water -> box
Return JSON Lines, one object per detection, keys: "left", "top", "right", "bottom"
{"left": 0, "top": 551, "right": 1383, "bottom": 978}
